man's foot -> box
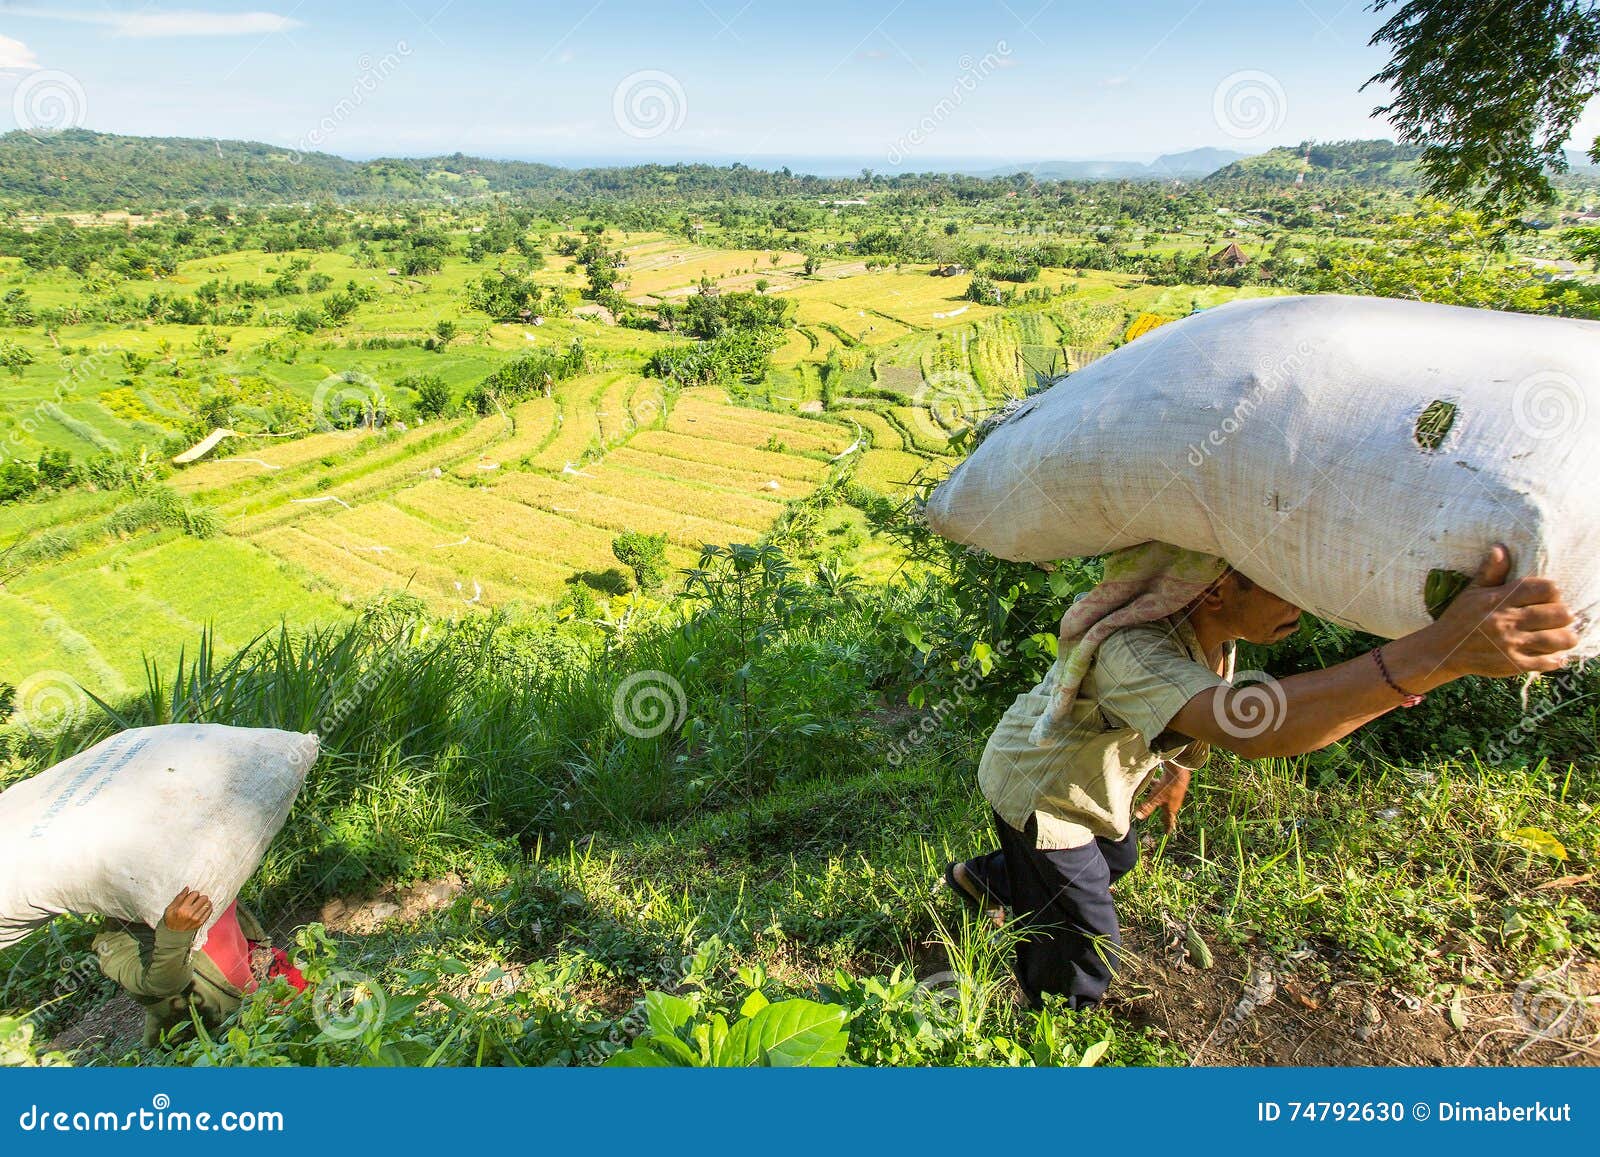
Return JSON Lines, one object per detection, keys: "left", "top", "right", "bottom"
{"left": 944, "top": 860, "right": 1006, "bottom": 924}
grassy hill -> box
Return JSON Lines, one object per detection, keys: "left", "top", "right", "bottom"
{"left": 1206, "top": 140, "right": 1425, "bottom": 188}
{"left": 0, "top": 130, "right": 871, "bottom": 210}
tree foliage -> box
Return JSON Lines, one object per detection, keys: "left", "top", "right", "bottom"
{"left": 1367, "top": 0, "right": 1600, "bottom": 215}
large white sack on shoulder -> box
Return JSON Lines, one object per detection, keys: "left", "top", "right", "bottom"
{"left": 0, "top": 723, "right": 318, "bottom": 949}
{"left": 925, "top": 294, "right": 1600, "bottom": 648}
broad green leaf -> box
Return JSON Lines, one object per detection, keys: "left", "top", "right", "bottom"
{"left": 1046, "top": 569, "right": 1076, "bottom": 598}
{"left": 643, "top": 1030, "right": 700, "bottom": 1067}
{"left": 379, "top": 1039, "right": 435, "bottom": 1067}
{"left": 380, "top": 993, "right": 424, "bottom": 1026}
{"left": 604, "top": 1045, "right": 673, "bottom": 1067}
{"left": 907, "top": 685, "right": 926, "bottom": 709}
{"left": 739, "top": 990, "right": 770, "bottom": 1018}
{"left": 715, "top": 999, "right": 850, "bottom": 1067}
{"left": 1504, "top": 826, "right": 1568, "bottom": 861}
{"left": 1077, "top": 1038, "right": 1111, "bottom": 1067}
{"left": 645, "top": 991, "right": 696, "bottom": 1037}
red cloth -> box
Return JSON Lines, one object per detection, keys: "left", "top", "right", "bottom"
{"left": 198, "top": 902, "right": 256, "bottom": 993}
{"left": 267, "top": 947, "right": 307, "bottom": 992}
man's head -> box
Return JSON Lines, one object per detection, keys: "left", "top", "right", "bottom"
{"left": 1192, "top": 569, "right": 1303, "bottom": 645}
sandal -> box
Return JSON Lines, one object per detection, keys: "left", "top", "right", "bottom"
{"left": 943, "top": 860, "right": 1003, "bottom": 913}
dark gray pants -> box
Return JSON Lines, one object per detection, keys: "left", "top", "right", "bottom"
{"left": 968, "top": 812, "right": 1138, "bottom": 1009}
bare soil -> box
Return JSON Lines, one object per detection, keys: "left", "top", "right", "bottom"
{"left": 1111, "top": 925, "right": 1598, "bottom": 1066}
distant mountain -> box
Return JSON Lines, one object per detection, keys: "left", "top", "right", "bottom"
{"left": 0, "top": 130, "right": 550, "bottom": 206}
{"left": 0, "top": 129, "right": 867, "bottom": 208}
{"left": 1148, "top": 147, "right": 1253, "bottom": 177}
{"left": 1205, "top": 139, "right": 1600, "bottom": 188}
{"left": 976, "top": 147, "right": 1247, "bottom": 181}
{"left": 0, "top": 130, "right": 1263, "bottom": 208}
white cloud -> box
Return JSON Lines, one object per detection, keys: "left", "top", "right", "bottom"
{"left": 0, "top": 34, "right": 39, "bottom": 69}
{"left": 7, "top": 7, "right": 301, "bottom": 38}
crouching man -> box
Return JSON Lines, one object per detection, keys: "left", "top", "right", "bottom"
{"left": 947, "top": 542, "right": 1576, "bottom": 1010}
{"left": 93, "top": 887, "right": 304, "bottom": 1047}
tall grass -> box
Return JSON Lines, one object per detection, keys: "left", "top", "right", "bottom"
{"left": 4, "top": 538, "right": 1596, "bottom": 1066}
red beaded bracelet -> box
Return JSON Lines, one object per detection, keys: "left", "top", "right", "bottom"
{"left": 1372, "top": 646, "right": 1424, "bottom": 707}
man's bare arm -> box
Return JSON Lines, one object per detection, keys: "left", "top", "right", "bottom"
{"left": 1169, "top": 546, "right": 1578, "bottom": 759}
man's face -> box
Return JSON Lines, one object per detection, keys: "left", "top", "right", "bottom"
{"left": 1219, "top": 574, "right": 1303, "bottom": 645}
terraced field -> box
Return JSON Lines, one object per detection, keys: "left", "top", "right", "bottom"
{"left": 0, "top": 216, "right": 1287, "bottom": 692}
{"left": 0, "top": 533, "right": 347, "bottom": 696}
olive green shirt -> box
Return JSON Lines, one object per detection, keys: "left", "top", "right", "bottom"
{"left": 979, "top": 615, "right": 1234, "bottom": 849}
{"left": 92, "top": 906, "right": 267, "bottom": 1047}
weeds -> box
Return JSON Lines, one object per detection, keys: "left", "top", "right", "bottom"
{"left": 3, "top": 538, "right": 1596, "bottom": 1067}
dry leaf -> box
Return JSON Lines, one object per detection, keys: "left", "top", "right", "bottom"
{"left": 1535, "top": 873, "right": 1594, "bottom": 891}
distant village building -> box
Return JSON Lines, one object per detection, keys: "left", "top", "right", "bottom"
{"left": 1209, "top": 242, "right": 1249, "bottom": 270}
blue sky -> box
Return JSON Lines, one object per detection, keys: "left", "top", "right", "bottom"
{"left": 0, "top": 1, "right": 1596, "bottom": 167}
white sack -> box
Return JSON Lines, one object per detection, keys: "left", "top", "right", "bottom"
{"left": 925, "top": 294, "right": 1600, "bottom": 648}
{"left": 0, "top": 724, "right": 318, "bottom": 948}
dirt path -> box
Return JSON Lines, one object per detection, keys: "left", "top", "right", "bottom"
{"left": 1114, "top": 926, "right": 1598, "bottom": 1066}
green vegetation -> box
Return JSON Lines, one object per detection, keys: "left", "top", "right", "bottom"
{"left": 1368, "top": 0, "right": 1600, "bottom": 214}
{"left": 2, "top": 526, "right": 1594, "bottom": 1067}
{"left": 0, "top": 132, "right": 1597, "bottom": 1068}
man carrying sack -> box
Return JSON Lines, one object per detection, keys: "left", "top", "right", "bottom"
{"left": 94, "top": 887, "right": 306, "bottom": 1047}
{"left": 946, "top": 541, "right": 1576, "bottom": 1010}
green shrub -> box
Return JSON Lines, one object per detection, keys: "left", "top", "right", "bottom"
{"left": 611, "top": 530, "right": 669, "bottom": 590}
